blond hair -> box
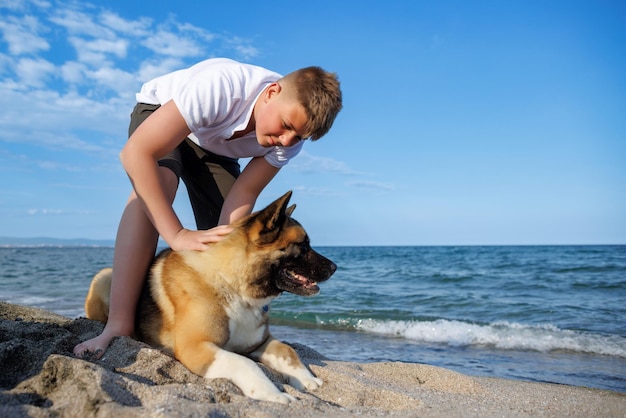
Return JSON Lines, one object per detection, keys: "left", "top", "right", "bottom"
{"left": 279, "top": 67, "right": 342, "bottom": 141}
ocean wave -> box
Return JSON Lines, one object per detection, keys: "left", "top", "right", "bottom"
{"left": 352, "top": 318, "right": 626, "bottom": 357}
{"left": 6, "top": 295, "right": 57, "bottom": 306}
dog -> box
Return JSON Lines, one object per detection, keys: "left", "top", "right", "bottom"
{"left": 84, "top": 191, "right": 336, "bottom": 403}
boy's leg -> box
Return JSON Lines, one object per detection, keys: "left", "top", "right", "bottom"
{"left": 74, "top": 103, "right": 179, "bottom": 359}
{"left": 74, "top": 166, "right": 179, "bottom": 359}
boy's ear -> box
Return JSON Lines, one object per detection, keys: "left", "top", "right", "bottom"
{"left": 264, "top": 82, "right": 281, "bottom": 101}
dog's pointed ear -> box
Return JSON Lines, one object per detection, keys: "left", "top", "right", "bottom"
{"left": 286, "top": 204, "right": 296, "bottom": 217}
{"left": 255, "top": 191, "right": 292, "bottom": 244}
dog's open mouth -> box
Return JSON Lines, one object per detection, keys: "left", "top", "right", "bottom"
{"left": 277, "top": 269, "right": 320, "bottom": 296}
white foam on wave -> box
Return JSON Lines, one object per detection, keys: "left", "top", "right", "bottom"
{"left": 354, "top": 318, "right": 626, "bottom": 357}
{"left": 7, "top": 295, "right": 55, "bottom": 305}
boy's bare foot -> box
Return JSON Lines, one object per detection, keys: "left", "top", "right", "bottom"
{"left": 73, "top": 326, "right": 130, "bottom": 359}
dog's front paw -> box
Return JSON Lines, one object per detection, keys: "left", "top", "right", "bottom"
{"left": 290, "top": 375, "right": 323, "bottom": 392}
{"left": 268, "top": 392, "right": 297, "bottom": 404}
{"left": 304, "top": 376, "right": 323, "bottom": 391}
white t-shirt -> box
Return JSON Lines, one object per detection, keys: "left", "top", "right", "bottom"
{"left": 135, "top": 58, "right": 303, "bottom": 168}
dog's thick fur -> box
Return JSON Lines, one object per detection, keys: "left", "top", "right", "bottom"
{"left": 84, "top": 191, "right": 336, "bottom": 403}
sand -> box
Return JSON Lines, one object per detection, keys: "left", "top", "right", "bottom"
{"left": 1, "top": 301, "right": 624, "bottom": 417}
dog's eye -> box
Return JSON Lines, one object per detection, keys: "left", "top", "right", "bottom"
{"left": 281, "top": 238, "right": 309, "bottom": 256}
{"left": 297, "top": 240, "right": 310, "bottom": 255}
{"left": 278, "top": 244, "right": 296, "bottom": 255}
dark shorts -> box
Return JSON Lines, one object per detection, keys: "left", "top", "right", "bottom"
{"left": 128, "top": 103, "right": 241, "bottom": 230}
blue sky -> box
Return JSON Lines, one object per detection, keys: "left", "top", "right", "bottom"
{"left": 0, "top": 0, "right": 624, "bottom": 246}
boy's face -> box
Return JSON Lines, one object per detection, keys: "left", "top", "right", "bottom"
{"left": 254, "top": 83, "right": 308, "bottom": 148}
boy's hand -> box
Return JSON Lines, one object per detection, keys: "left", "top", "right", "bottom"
{"left": 170, "top": 225, "right": 233, "bottom": 251}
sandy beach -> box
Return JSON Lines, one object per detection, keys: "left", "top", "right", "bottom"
{"left": 1, "top": 301, "right": 624, "bottom": 417}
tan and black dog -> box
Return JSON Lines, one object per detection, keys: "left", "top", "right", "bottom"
{"left": 84, "top": 191, "right": 336, "bottom": 403}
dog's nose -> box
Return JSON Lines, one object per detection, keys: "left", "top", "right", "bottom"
{"left": 324, "top": 260, "right": 337, "bottom": 279}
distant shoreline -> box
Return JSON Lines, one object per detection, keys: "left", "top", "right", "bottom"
{"left": 0, "top": 237, "right": 116, "bottom": 247}
{"left": 1, "top": 237, "right": 624, "bottom": 248}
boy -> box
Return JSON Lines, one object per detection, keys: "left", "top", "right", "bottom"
{"left": 73, "top": 58, "right": 342, "bottom": 359}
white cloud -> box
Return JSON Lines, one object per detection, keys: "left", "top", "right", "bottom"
{"left": 0, "top": 147, "right": 113, "bottom": 174}
{"left": 292, "top": 185, "right": 342, "bottom": 196}
{"left": 83, "top": 66, "right": 137, "bottom": 96}
{"left": 49, "top": 8, "right": 116, "bottom": 39}
{"left": 71, "top": 37, "right": 129, "bottom": 59}
{"left": 346, "top": 180, "right": 396, "bottom": 191}
{"left": 0, "top": 0, "right": 51, "bottom": 12}
{"left": 36, "top": 160, "right": 81, "bottom": 171}
{"left": 68, "top": 37, "right": 115, "bottom": 66}
{"left": 0, "top": 53, "right": 12, "bottom": 72}
{"left": 136, "top": 57, "right": 185, "bottom": 83}
{"left": 1, "top": 126, "right": 109, "bottom": 154}
{"left": 224, "top": 36, "right": 259, "bottom": 60}
{"left": 0, "top": 14, "right": 50, "bottom": 55}
{"left": 142, "top": 30, "right": 204, "bottom": 57}
{"left": 177, "top": 22, "right": 216, "bottom": 42}
{"left": 15, "top": 56, "right": 55, "bottom": 86}
{"left": 0, "top": 86, "right": 127, "bottom": 142}
{"left": 288, "top": 151, "right": 363, "bottom": 175}
{"left": 27, "top": 208, "right": 91, "bottom": 215}
{"left": 28, "top": 208, "right": 60, "bottom": 215}
{"left": 60, "top": 60, "right": 86, "bottom": 83}
{"left": 34, "top": 130, "right": 108, "bottom": 153}
{"left": 233, "top": 44, "right": 259, "bottom": 60}
{"left": 0, "top": 0, "right": 265, "bottom": 169}
{"left": 100, "top": 11, "right": 151, "bottom": 37}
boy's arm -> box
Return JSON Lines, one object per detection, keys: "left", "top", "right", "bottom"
{"left": 218, "top": 157, "right": 280, "bottom": 225}
{"left": 120, "top": 100, "right": 232, "bottom": 251}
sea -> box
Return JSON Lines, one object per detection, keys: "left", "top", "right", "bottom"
{"left": 1, "top": 245, "right": 624, "bottom": 393}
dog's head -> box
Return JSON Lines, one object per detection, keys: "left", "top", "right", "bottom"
{"left": 238, "top": 191, "right": 336, "bottom": 297}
